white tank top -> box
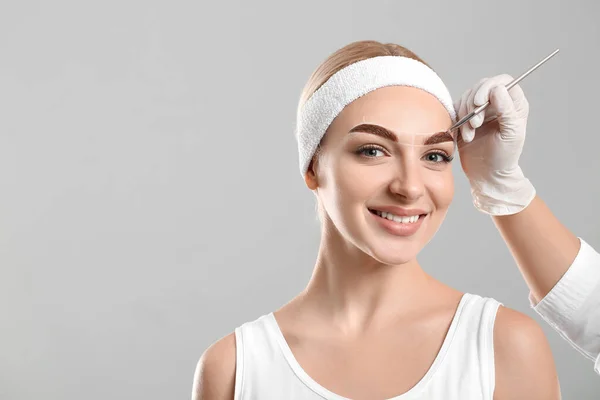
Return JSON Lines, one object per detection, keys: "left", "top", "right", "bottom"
{"left": 233, "top": 293, "right": 502, "bottom": 399}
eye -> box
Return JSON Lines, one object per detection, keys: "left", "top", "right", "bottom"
{"left": 424, "top": 151, "right": 453, "bottom": 163}
{"left": 356, "top": 145, "right": 386, "bottom": 158}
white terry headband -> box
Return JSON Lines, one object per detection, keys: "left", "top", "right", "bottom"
{"left": 295, "top": 55, "right": 457, "bottom": 176}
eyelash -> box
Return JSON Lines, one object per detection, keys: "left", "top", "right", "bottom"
{"left": 356, "top": 145, "right": 454, "bottom": 163}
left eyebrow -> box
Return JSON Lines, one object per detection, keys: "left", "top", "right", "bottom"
{"left": 348, "top": 123, "right": 454, "bottom": 145}
{"left": 423, "top": 131, "right": 455, "bottom": 145}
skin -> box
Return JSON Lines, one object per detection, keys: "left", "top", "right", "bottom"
{"left": 492, "top": 195, "right": 582, "bottom": 305}
{"left": 193, "top": 86, "right": 560, "bottom": 400}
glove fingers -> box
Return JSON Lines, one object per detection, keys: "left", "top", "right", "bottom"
{"left": 495, "top": 74, "right": 526, "bottom": 105}
{"left": 467, "top": 78, "right": 488, "bottom": 129}
{"left": 458, "top": 88, "right": 475, "bottom": 142}
{"left": 473, "top": 74, "right": 514, "bottom": 106}
{"left": 504, "top": 82, "right": 529, "bottom": 117}
{"left": 490, "top": 85, "right": 522, "bottom": 139}
{"left": 490, "top": 85, "right": 516, "bottom": 118}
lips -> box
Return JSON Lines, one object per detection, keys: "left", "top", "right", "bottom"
{"left": 368, "top": 207, "right": 429, "bottom": 236}
{"left": 368, "top": 209, "right": 425, "bottom": 223}
{"left": 368, "top": 205, "right": 429, "bottom": 217}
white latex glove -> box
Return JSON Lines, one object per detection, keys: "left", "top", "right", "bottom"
{"left": 454, "top": 74, "right": 536, "bottom": 216}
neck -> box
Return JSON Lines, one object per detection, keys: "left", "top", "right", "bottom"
{"left": 302, "top": 217, "right": 434, "bottom": 334}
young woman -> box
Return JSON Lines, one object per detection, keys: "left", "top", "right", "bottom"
{"left": 193, "top": 41, "right": 561, "bottom": 399}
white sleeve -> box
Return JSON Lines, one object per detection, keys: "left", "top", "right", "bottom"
{"left": 528, "top": 237, "right": 600, "bottom": 375}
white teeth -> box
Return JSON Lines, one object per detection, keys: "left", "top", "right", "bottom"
{"left": 374, "top": 210, "right": 422, "bottom": 223}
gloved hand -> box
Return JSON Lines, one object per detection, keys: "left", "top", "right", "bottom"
{"left": 454, "top": 74, "right": 537, "bottom": 216}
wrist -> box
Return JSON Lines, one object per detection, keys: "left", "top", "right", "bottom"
{"left": 469, "top": 168, "right": 536, "bottom": 216}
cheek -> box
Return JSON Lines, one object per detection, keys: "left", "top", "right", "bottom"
{"left": 426, "top": 169, "right": 454, "bottom": 205}
{"left": 323, "top": 155, "right": 383, "bottom": 208}
{"left": 336, "top": 157, "right": 394, "bottom": 199}
{"left": 332, "top": 163, "right": 371, "bottom": 204}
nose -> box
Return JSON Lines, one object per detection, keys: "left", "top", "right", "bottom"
{"left": 388, "top": 155, "right": 425, "bottom": 201}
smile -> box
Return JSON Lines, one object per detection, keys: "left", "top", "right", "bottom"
{"left": 368, "top": 208, "right": 428, "bottom": 236}
{"left": 368, "top": 209, "right": 426, "bottom": 223}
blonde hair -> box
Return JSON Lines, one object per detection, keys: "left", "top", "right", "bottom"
{"left": 299, "top": 41, "right": 432, "bottom": 222}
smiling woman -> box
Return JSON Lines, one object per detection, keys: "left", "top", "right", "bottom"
{"left": 193, "top": 41, "right": 561, "bottom": 400}
{"left": 344, "top": 120, "right": 454, "bottom": 238}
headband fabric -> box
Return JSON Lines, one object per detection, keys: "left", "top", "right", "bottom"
{"left": 295, "top": 55, "right": 456, "bottom": 176}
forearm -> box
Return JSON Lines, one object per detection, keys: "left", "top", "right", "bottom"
{"left": 491, "top": 195, "right": 581, "bottom": 303}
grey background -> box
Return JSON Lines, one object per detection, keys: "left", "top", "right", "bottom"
{"left": 1, "top": 0, "right": 598, "bottom": 398}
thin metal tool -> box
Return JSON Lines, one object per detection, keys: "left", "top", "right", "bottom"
{"left": 449, "top": 48, "right": 560, "bottom": 132}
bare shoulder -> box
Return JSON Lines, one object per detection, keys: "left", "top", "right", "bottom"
{"left": 191, "top": 332, "right": 237, "bottom": 400}
{"left": 493, "top": 305, "right": 561, "bottom": 399}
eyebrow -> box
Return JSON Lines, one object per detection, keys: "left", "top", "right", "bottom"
{"left": 348, "top": 123, "right": 454, "bottom": 145}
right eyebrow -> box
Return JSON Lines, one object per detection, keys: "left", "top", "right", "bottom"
{"left": 348, "top": 124, "right": 398, "bottom": 141}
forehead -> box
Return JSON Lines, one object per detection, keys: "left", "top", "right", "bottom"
{"left": 332, "top": 86, "right": 452, "bottom": 134}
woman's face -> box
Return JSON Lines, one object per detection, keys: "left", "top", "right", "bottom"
{"left": 309, "top": 86, "right": 455, "bottom": 265}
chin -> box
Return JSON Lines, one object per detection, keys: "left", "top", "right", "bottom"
{"left": 364, "top": 239, "right": 425, "bottom": 266}
{"left": 356, "top": 207, "right": 445, "bottom": 266}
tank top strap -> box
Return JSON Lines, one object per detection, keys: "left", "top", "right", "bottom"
{"left": 440, "top": 293, "right": 503, "bottom": 399}
{"left": 234, "top": 313, "right": 301, "bottom": 400}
